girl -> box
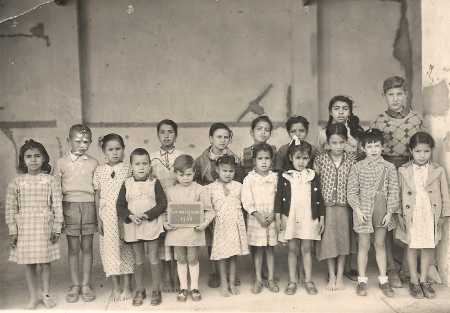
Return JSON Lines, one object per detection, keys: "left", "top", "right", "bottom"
{"left": 93, "top": 134, "right": 135, "bottom": 301}
{"left": 165, "top": 154, "right": 215, "bottom": 302}
{"left": 397, "top": 132, "right": 449, "bottom": 299}
{"left": 194, "top": 122, "right": 240, "bottom": 288}
{"left": 318, "top": 95, "right": 364, "bottom": 157}
{"left": 274, "top": 115, "right": 318, "bottom": 171}
{"left": 241, "top": 143, "right": 279, "bottom": 294}
{"left": 150, "top": 119, "right": 183, "bottom": 292}
{"left": 242, "top": 115, "right": 277, "bottom": 178}
{"left": 314, "top": 124, "right": 357, "bottom": 291}
{"left": 275, "top": 139, "right": 325, "bottom": 295}
{"left": 209, "top": 155, "right": 249, "bottom": 297}
{"left": 117, "top": 148, "right": 167, "bottom": 306}
{"left": 5, "top": 139, "right": 63, "bottom": 309}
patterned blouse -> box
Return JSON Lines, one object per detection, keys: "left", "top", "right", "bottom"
{"left": 313, "top": 152, "right": 356, "bottom": 207}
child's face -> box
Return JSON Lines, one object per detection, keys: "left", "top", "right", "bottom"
{"left": 362, "top": 141, "right": 383, "bottom": 160}
{"left": 411, "top": 143, "right": 432, "bottom": 166}
{"left": 328, "top": 134, "right": 346, "bottom": 156}
{"left": 68, "top": 132, "right": 92, "bottom": 156}
{"left": 131, "top": 154, "right": 151, "bottom": 180}
{"left": 24, "top": 148, "right": 44, "bottom": 174}
{"left": 289, "top": 151, "right": 310, "bottom": 171}
{"left": 158, "top": 124, "right": 177, "bottom": 149}
{"left": 209, "top": 129, "right": 231, "bottom": 152}
{"left": 175, "top": 167, "right": 195, "bottom": 186}
{"left": 384, "top": 87, "right": 407, "bottom": 113}
{"left": 254, "top": 150, "right": 272, "bottom": 174}
{"left": 103, "top": 140, "right": 124, "bottom": 165}
{"left": 251, "top": 121, "right": 271, "bottom": 144}
{"left": 330, "top": 101, "right": 350, "bottom": 124}
{"left": 217, "top": 163, "right": 235, "bottom": 183}
{"left": 288, "top": 122, "right": 308, "bottom": 140}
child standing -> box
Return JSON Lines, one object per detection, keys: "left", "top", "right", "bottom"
{"left": 242, "top": 116, "right": 277, "bottom": 177}
{"left": 209, "top": 155, "right": 249, "bottom": 297}
{"left": 93, "top": 134, "right": 135, "bottom": 301}
{"left": 314, "top": 124, "right": 357, "bottom": 291}
{"left": 396, "top": 132, "right": 449, "bottom": 299}
{"left": 56, "top": 124, "right": 98, "bottom": 303}
{"left": 5, "top": 140, "right": 63, "bottom": 309}
{"left": 275, "top": 139, "right": 325, "bottom": 295}
{"left": 117, "top": 148, "right": 167, "bottom": 306}
{"left": 347, "top": 128, "right": 400, "bottom": 297}
{"left": 242, "top": 143, "right": 279, "bottom": 294}
{"left": 165, "top": 155, "right": 215, "bottom": 302}
{"left": 150, "top": 119, "right": 183, "bottom": 292}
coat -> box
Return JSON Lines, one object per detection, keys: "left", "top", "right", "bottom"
{"left": 396, "top": 161, "right": 450, "bottom": 245}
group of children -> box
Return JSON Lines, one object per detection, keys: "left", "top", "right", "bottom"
{"left": 5, "top": 76, "right": 449, "bottom": 309}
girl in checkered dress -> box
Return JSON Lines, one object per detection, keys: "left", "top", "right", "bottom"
{"left": 5, "top": 140, "right": 63, "bottom": 309}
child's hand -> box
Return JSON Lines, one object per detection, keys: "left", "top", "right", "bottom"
{"left": 381, "top": 213, "right": 392, "bottom": 227}
{"left": 9, "top": 234, "right": 18, "bottom": 248}
{"left": 253, "top": 212, "right": 267, "bottom": 228}
{"left": 319, "top": 216, "right": 325, "bottom": 234}
{"left": 130, "top": 215, "right": 143, "bottom": 225}
{"left": 50, "top": 232, "right": 61, "bottom": 244}
{"left": 355, "top": 210, "right": 368, "bottom": 225}
{"left": 194, "top": 223, "right": 207, "bottom": 232}
{"left": 164, "top": 222, "right": 176, "bottom": 231}
{"left": 98, "top": 218, "right": 104, "bottom": 236}
{"left": 265, "top": 213, "right": 275, "bottom": 226}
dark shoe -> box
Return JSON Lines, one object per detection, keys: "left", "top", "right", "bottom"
{"left": 379, "top": 282, "right": 395, "bottom": 298}
{"left": 190, "top": 289, "right": 202, "bottom": 301}
{"left": 252, "top": 281, "right": 264, "bottom": 294}
{"left": 344, "top": 269, "right": 359, "bottom": 282}
{"left": 284, "top": 282, "right": 297, "bottom": 295}
{"left": 399, "top": 270, "right": 410, "bottom": 285}
{"left": 420, "top": 282, "right": 436, "bottom": 299}
{"left": 387, "top": 270, "right": 402, "bottom": 288}
{"left": 150, "top": 290, "right": 162, "bottom": 306}
{"left": 208, "top": 273, "right": 220, "bottom": 288}
{"left": 356, "top": 282, "right": 367, "bottom": 296}
{"left": 65, "top": 285, "right": 81, "bottom": 303}
{"left": 177, "top": 289, "right": 188, "bottom": 302}
{"left": 81, "top": 285, "right": 96, "bottom": 302}
{"left": 303, "top": 281, "right": 318, "bottom": 295}
{"left": 132, "top": 290, "right": 146, "bottom": 306}
{"left": 267, "top": 280, "right": 279, "bottom": 293}
{"left": 409, "top": 283, "right": 424, "bottom": 299}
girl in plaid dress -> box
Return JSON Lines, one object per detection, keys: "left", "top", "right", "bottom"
{"left": 242, "top": 143, "right": 279, "bottom": 294}
{"left": 5, "top": 140, "right": 63, "bottom": 309}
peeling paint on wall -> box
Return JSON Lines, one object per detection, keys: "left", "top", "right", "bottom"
{"left": 0, "top": 128, "right": 18, "bottom": 168}
{"left": 0, "top": 22, "right": 50, "bottom": 46}
{"left": 423, "top": 80, "right": 450, "bottom": 116}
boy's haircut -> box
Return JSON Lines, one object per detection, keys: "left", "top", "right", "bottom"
{"left": 100, "top": 133, "right": 125, "bottom": 151}
{"left": 327, "top": 95, "right": 364, "bottom": 140}
{"left": 157, "top": 119, "right": 178, "bottom": 136}
{"left": 252, "top": 142, "right": 274, "bottom": 159}
{"left": 174, "top": 154, "right": 194, "bottom": 172}
{"left": 285, "top": 115, "right": 309, "bottom": 132}
{"left": 408, "top": 131, "right": 435, "bottom": 150}
{"left": 216, "top": 155, "right": 237, "bottom": 168}
{"left": 130, "top": 148, "right": 150, "bottom": 163}
{"left": 326, "top": 123, "right": 348, "bottom": 142}
{"left": 69, "top": 124, "right": 92, "bottom": 139}
{"left": 18, "top": 139, "right": 52, "bottom": 174}
{"left": 251, "top": 115, "right": 273, "bottom": 132}
{"left": 361, "top": 128, "right": 384, "bottom": 147}
{"left": 287, "top": 139, "right": 313, "bottom": 160}
{"left": 209, "top": 122, "right": 233, "bottom": 139}
{"left": 383, "top": 76, "right": 406, "bottom": 94}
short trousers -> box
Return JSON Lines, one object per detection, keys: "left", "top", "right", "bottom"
{"left": 173, "top": 246, "right": 199, "bottom": 264}
{"left": 63, "top": 201, "right": 97, "bottom": 236}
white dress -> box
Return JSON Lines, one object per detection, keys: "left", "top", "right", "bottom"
{"left": 282, "top": 169, "right": 321, "bottom": 242}
{"left": 409, "top": 164, "right": 435, "bottom": 249}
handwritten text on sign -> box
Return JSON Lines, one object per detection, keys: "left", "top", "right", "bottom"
{"left": 168, "top": 202, "right": 204, "bottom": 227}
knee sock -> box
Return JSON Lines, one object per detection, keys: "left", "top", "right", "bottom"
{"left": 177, "top": 263, "right": 188, "bottom": 290}
{"left": 189, "top": 263, "right": 200, "bottom": 290}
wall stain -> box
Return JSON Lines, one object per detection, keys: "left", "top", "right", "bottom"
{"left": 423, "top": 80, "right": 450, "bottom": 117}
{"left": 0, "top": 22, "right": 50, "bottom": 46}
{"left": 0, "top": 128, "right": 18, "bottom": 169}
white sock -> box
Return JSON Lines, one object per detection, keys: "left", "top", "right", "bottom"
{"left": 189, "top": 263, "right": 200, "bottom": 290}
{"left": 177, "top": 263, "right": 188, "bottom": 290}
{"left": 378, "top": 275, "right": 388, "bottom": 284}
{"left": 358, "top": 276, "right": 368, "bottom": 283}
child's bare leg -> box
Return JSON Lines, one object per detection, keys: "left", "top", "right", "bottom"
{"left": 80, "top": 234, "right": 94, "bottom": 286}
{"left": 148, "top": 239, "right": 162, "bottom": 305}
{"left": 208, "top": 246, "right": 220, "bottom": 288}
{"left": 374, "top": 228, "right": 387, "bottom": 277}
{"left": 357, "top": 234, "right": 370, "bottom": 279}
{"left": 288, "top": 240, "right": 299, "bottom": 283}
{"left": 326, "top": 258, "right": 336, "bottom": 291}
{"left": 229, "top": 256, "right": 239, "bottom": 294}
{"left": 40, "top": 263, "right": 56, "bottom": 308}
{"left": 407, "top": 248, "right": 419, "bottom": 284}
{"left": 254, "top": 247, "right": 263, "bottom": 283}
{"left": 161, "top": 261, "right": 172, "bottom": 292}
{"left": 120, "top": 274, "right": 132, "bottom": 300}
{"left": 67, "top": 236, "right": 80, "bottom": 286}
{"left": 301, "top": 240, "right": 313, "bottom": 283}
{"left": 170, "top": 259, "right": 179, "bottom": 291}
{"left": 386, "top": 231, "right": 402, "bottom": 287}
{"left": 266, "top": 247, "right": 275, "bottom": 281}
{"left": 420, "top": 249, "right": 433, "bottom": 283}
{"left": 25, "top": 264, "right": 40, "bottom": 309}
{"left": 218, "top": 259, "right": 230, "bottom": 297}
{"left": 335, "top": 255, "right": 346, "bottom": 290}
{"left": 111, "top": 276, "right": 122, "bottom": 301}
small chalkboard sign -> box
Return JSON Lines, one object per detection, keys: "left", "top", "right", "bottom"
{"left": 167, "top": 202, "right": 204, "bottom": 227}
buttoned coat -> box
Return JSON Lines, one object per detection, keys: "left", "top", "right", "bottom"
{"left": 396, "top": 161, "right": 450, "bottom": 245}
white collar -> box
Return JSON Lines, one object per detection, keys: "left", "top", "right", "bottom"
{"left": 69, "top": 152, "right": 88, "bottom": 162}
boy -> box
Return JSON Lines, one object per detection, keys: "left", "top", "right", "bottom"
{"left": 371, "top": 76, "right": 424, "bottom": 287}
{"left": 56, "top": 124, "right": 98, "bottom": 303}
{"left": 347, "top": 128, "right": 400, "bottom": 297}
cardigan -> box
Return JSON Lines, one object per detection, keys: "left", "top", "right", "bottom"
{"left": 274, "top": 170, "right": 325, "bottom": 220}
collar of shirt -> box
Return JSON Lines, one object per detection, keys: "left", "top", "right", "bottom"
{"left": 365, "top": 156, "right": 384, "bottom": 166}
{"left": 385, "top": 106, "right": 410, "bottom": 119}
{"left": 413, "top": 162, "right": 429, "bottom": 170}
{"left": 250, "top": 170, "right": 277, "bottom": 184}
{"left": 160, "top": 147, "right": 175, "bottom": 157}
{"left": 69, "top": 152, "right": 88, "bottom": 162}
{"left": 285, "top": 169, "right": 315, "bottom": 182}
